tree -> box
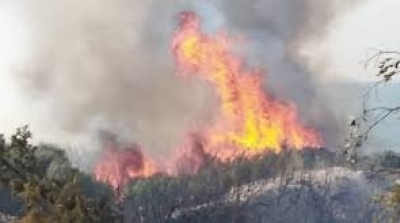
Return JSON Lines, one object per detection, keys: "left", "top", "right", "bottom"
{"left": 343, "top": 50, "right": 400, "bottom": 159}
{"left": 345, "top": 50, "right": 400, "bottom": 221}
{"left": 0, "top": 126, "right": 119, "bottom": 223}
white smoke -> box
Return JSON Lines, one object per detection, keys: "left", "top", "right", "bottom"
{"left": 0, "top": 0, "right": 367, "bottom": 159}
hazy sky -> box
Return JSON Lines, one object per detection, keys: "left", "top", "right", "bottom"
{"left": 0, "top": 1, "right": 34, "bottom": 135}
{"left": 323, "top": 0, "right": 400, "bottom": 82}
{"left": 0, "top": 0, "right": 398, "bottom": 143}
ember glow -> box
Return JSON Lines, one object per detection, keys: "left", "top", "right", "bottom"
{"left": 94, "top": 11, "right": 323, "bottom": 191}
{"left": 172, "top": 11, "right": 322, "bottom": 158}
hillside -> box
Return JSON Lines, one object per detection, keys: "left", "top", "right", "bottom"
{"left": 171, "top": 167, "right": 388, "bottom": 223}
{"left": 1, "top": 128, "right": 400, "bottom": 222}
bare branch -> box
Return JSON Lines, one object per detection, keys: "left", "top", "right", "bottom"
{"left": 344, "top": 49, "right": 400, "bottom": 162}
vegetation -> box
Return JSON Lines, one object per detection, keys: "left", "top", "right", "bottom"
{"left": 121, "top": 148, "right": 338, "bottom": 223}
{"left": 0, "top": 126, "right": 118, "bottom": 223}
{"left": 0, "top": 124, "right": 399, "bottom": 222}
{"left": 0, "top": 126, "right": 341, "bottom": 222}
{"left": 341, "top": 50, "right": 400, "bottom": 222}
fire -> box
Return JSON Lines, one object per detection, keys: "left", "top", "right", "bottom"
{"left": 93, "top": 11, "right": 323, "bottom": 192}
{"left": 93, "top": 137, "right": 157, "bottom": 193}
{"left": 172, "top": 11, "right": 322, "bottom": 159}
{"left": 167, "top": 132, "right": 207, "bottom": 175}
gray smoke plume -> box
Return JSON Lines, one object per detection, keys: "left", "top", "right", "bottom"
{"left": 14, "top": 0, "right": 362, "bottom": 158}
{"left": 207, "top": 0, "right": 362, "bottom": 147}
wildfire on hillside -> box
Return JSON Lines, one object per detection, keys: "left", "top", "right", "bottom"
{"left": 93, "top": 11, "right": 323, "bottom": 192}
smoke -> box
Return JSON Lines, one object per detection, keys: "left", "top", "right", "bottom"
{"left": 19, "top": 0, "right": 218, "bottom": 155}
{"left": 208, "top": 0, "right": 362, "bottom": 147}
{"left": 12, "top": 0, "right": 362, "bottom": 160}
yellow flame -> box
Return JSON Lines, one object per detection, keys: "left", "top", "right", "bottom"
{"left": 173, "top": 11, "right": 322, "bottom": 159}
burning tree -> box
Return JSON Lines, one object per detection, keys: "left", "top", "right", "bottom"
{"left": 93, "top": 131, "right": 157, "bottom": 199}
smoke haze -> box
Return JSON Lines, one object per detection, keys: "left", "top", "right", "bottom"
{"left": 7, "top": 0, "right": 363, "bottom": 160}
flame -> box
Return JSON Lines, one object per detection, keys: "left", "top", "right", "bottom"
{"left": 93, "top": 142, "right": 157, "bottom": 192}
{"left": 93, "top": 11, "right": 324, "bottom": 192}
{"left": 172, "top": 11, "right": 322, "bottom": 160}
{"left": 167, "top": 132, "right": 207, "bottom": 175}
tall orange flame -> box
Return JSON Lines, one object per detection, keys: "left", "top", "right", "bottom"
{"left": 172, "top": 11, "right": 322, "bottom": 160}
{"left": 94, "top": 11, "right": 323, "bottom": 193}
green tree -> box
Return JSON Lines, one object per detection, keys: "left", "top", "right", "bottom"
{"left": 0, "top": 126, "right": 119, "bottom": 223}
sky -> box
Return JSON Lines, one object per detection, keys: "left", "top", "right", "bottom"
{"left": 0, "top": 0, "right": 399, "bottom": 146}
{"left": 324, "top": 0, "right": 400, "bottom": 82}
{"left": 0, "top": 1, "right": 33, "bottom": 134}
